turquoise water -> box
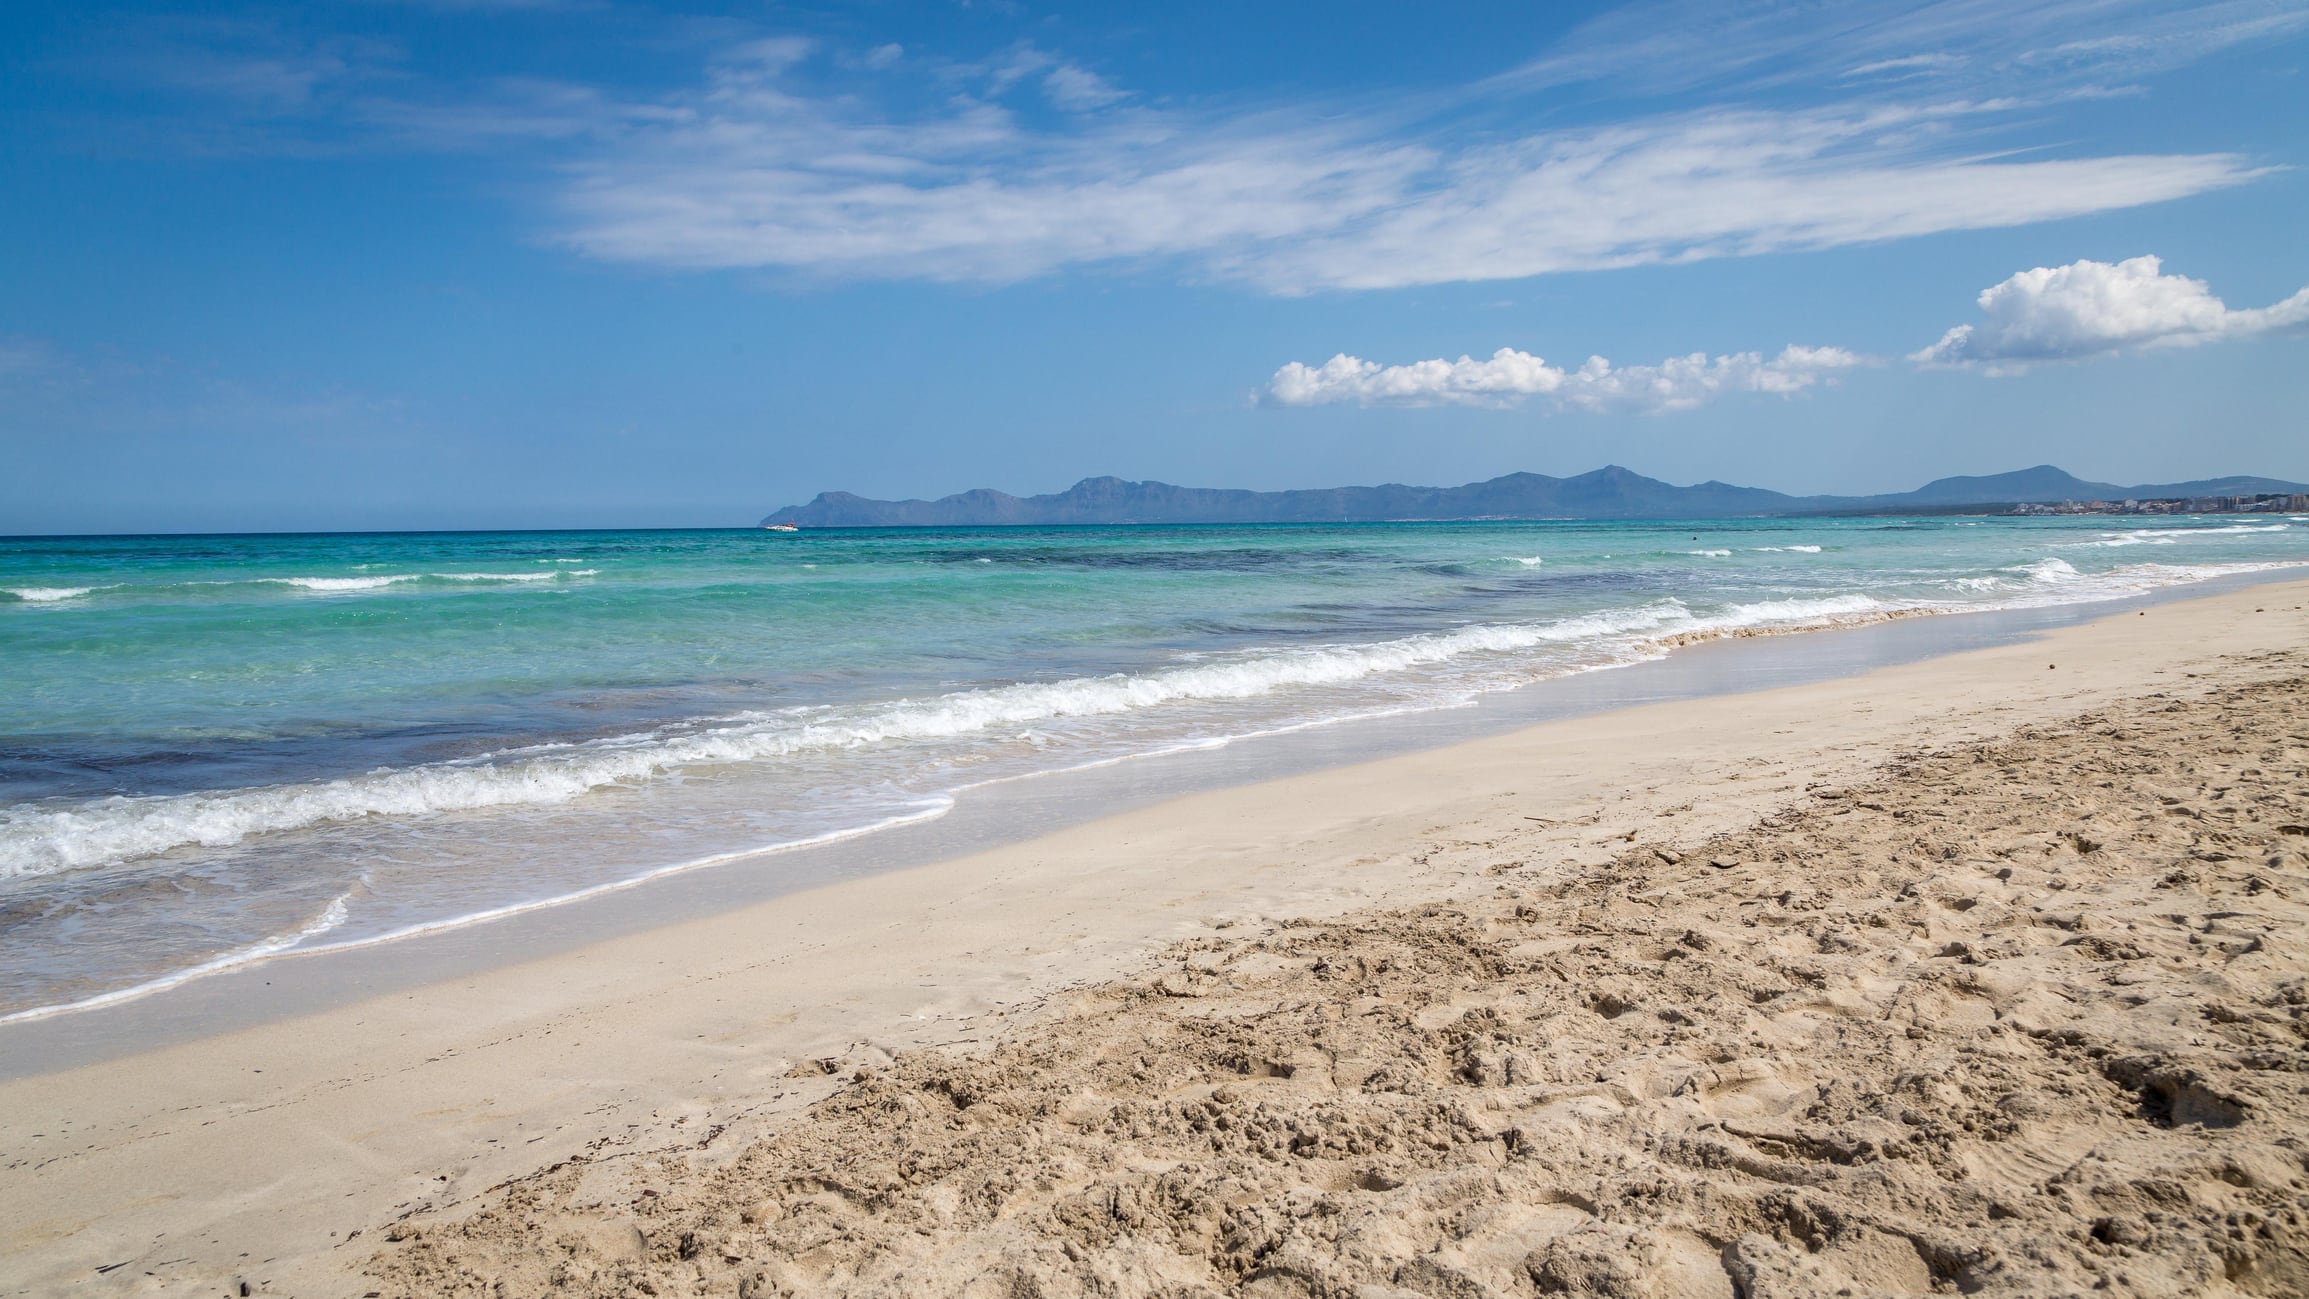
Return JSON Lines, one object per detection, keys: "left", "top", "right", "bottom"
{"left": 3, "top": 515, "right": 2304, "bottom": 1018}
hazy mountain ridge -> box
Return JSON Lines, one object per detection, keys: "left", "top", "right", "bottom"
{"left": 764, "top": 465, "right": 2309, "bottom": 527}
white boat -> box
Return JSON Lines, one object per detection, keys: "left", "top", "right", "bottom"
{"left": 762, "top": 523, "right": 799, "bottom": 532}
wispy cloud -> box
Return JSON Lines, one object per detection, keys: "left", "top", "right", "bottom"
{"left": 56, "top": 16, "right": 408, "bottom": 156}
{"left": 1915, "top": 255, "right": 2309, "bottom": 369}
{"left": 1267, "top": 344, "right": 1866, "bottom": 414}
{"left": 1041, "top": 63, "right": 1127, "bottom": 112}
{"left": 552, "top": 68, "right": 2262, "bottom": 292}
{"left": 0, "top": 336, "right": 72, "bottom": 379}
{"left": 57, "top": 3, "right": 2291, "bottom": 291}
{"left": 1491, "top": 0, "right": 2308, "bottom": 98}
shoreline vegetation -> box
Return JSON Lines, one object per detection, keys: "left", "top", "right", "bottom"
{"left": 0, "top": 581, "right": 2304, "bottom": 1296}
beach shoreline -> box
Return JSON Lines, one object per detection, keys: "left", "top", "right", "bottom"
{"left": 8, "top": 565, "right": 2304, "bottom": 1071}
{"left": 1, "top": 578, "right": 2305, "bottom": 1296}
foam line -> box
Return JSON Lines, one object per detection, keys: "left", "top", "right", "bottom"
{"left": 0, "top": 803, "right": 953, "bottom": 1024}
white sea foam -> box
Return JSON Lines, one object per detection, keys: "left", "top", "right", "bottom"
{"left": 253, "top": 570, "right": 592, "bottom": 593}
{"left": 2015, "top": 557, "right": 2081, "bottom": 584}
{"left": 2067, "top": 523, "right": 2292, "bottom": 549}
{"left": 1753, "top": 545, "right": 1822, "bottom": 553}
{"left": 1708, "top": 593, "right": 1885, "bottom": 624}
{"left": 0, "top": 803, "right": 954, "bottom": 1024}
{"left": 6, "top": 586, "right": 99, "bottom": 602}
{"left": 0, "top": 892, "right": 353, "bottom": 1025}
{"left": 1507, "top": 556, "right": 1545, "bottom": 566}
{"left": 264, "top": 575, "right": 421, "bottom": 592}
{"left": 1688, "top": 549, "right": 1732, "bottom": 557}
{"left": 1999, "top": 557, "right": 2301, "bottom": 604}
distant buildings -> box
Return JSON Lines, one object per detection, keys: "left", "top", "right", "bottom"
{"left": 2007, "top": 493, "right": 2308, "bottom": 516}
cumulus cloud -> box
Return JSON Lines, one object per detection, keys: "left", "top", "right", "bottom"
{"left": 1267, "top": 344, "right": 1865, "bottom": 414}
{"left": 1914, "top": 255, "right": 2309, "bottom": 368}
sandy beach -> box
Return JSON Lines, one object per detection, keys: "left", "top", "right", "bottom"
{"left": 4, "top": 579, "right": 2306, "bottom": 1297}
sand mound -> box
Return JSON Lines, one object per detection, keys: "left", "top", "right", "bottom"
{"left": 368, "top": 657, "right": 2309, "bottom": 1298}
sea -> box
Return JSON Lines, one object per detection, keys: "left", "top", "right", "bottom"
{"left": 3, "top": 515, "right": 2304, "bottom": 1022}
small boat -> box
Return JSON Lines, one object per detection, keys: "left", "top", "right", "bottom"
{"left": 762, "top": 523, "right": 799, "bottom": 533}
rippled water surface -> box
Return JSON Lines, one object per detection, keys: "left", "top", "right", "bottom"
{"left": 4, "top": 516, "right": 2304, "bottom": 1017}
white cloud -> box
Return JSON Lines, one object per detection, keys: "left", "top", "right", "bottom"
{"left": 1914, "top": 255, "right": 2309, "bottom": 368}
{"left": 93, "top": 18, "right": 401, "bottom": 109}
{"left": 556, "top": 75, "right": 2260, "bottom": 291}
{"left": 1267, "top": 344, "right": 1865, "bottom": 414}
{"left": 1042, "top": 64, "right": 1125, "bottom": 111}
{"left": 1844, "top": 53, "right": 1969, "bottom": 81}
{"left": 96, "top": 7, "right": 2290, "bottom": 292}
{"left": 1494, "top": 0, "right": 2309, "bottom": 98}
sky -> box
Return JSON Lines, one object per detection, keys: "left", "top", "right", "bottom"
{"left": 2, "top": 0, "right": 2306, "bottom": 533}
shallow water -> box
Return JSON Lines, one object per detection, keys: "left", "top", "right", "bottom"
{"left": 3, "top": 516, "right": 2304, "bottom": 1018}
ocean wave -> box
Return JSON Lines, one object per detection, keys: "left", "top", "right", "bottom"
{"left": 0, "top": 598, "right": 1816, "bottom": 879}
{"left": 4, "top": 561, "right": 2298, "bottom": 881}
{"left": 2065, "top": 523, "right": 2293, "bottom": 549}
{"left": 4, "top": 586, "right": 102, "bottom": 602}
{"left": 2002, "top": 557, "right": 2301, "bottom": 601}
{"left": 1505, "top": 556, "right": 1545, "bottom": 566}
{"left": 2014, "top": 557, "right": 2081, "bottom": 583}
{"left": 263, "top": 575, "right": 422, "bottom": 592}
{"left": 1688, "top": 549, "right": 1732, "bottom": 557}
{"left": 251, "top": 570, "right": 595, "bottom": 593}
{"left": 1753, "top": 545, "right": 1822, "bottom": 553}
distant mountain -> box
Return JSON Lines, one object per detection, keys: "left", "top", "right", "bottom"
{"left": 1855, "top": 466, "right": 2309, "bottom": 510}
{"left": 762, "top": 464, "right": 2309, "bottom": 527}
{"left": 1864, "top": 466, "right": 2128, "bottom": 508}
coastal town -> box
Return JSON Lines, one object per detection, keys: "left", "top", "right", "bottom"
{"left": 2008, "top": 491, "right": 2309, "bottom": 516}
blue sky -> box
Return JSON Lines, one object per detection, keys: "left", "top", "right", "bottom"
{"left": 3, "top": 0, "right": 2306, "bottom": 532}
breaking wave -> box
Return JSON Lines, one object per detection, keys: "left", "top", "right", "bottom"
{"left": 2065, "top": 523, "right": 2292, "bottom": 549}
{"left": 1, "top": 555, "right": 2299, "bottom": 890}
{"left": 0, "top": 592, "right": 1962, "bottom": 880}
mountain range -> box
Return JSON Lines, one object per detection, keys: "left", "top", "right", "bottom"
{"left": 762, "top": 465, "right": 2309, "bottom": 527}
